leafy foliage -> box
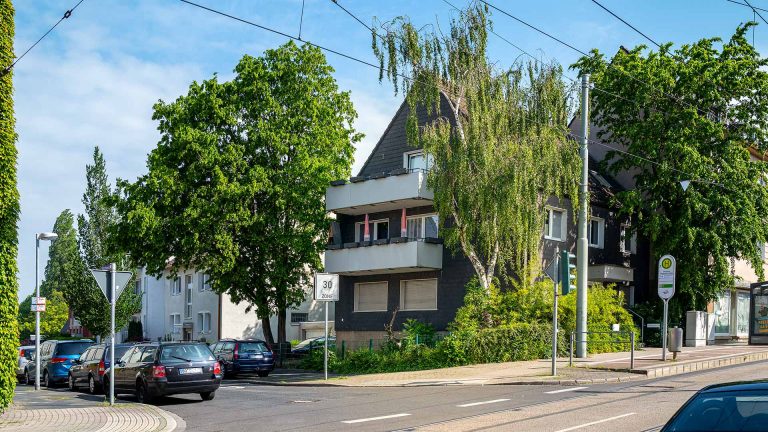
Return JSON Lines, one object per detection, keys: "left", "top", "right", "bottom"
{"left": 0, "top": 0, "right": 19, "bottom": 411}
{"left": 112, "top": 42, "right": 361, "bottom": 344}
{"left": 573, "top": 24, "right": 768, "bottom": 309}
{"left": 372, "top": 4, "right": 579, "bottom": 289}
{"left": 18, "top": 290, "right": 69, "bottom": 341}
{"left": 402, "top": 318, "right": 436, "bottom": 347}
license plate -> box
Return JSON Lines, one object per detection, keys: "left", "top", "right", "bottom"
{"left": 179, "top": 367, "right": 203, "bottom": 375}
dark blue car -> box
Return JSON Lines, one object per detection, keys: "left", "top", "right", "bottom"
{"left": 211, "top": 339, "right": 274, "bottom": 378}
{"left": 662, "top": 380, "right": 768, "bottom": 431}
{"left": 26, "top": 340, "right": 93, "bottom": 387}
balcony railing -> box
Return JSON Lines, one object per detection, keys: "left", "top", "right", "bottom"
{"left": 324, "top": 238, "right": 442, "bottom": 276}
{"left": 326, "top": 170, "right": 433, "bottom": 215}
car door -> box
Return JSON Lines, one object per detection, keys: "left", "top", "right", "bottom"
{"left": 71, "top": 348, "right": 91, "bottom": 384}
{"left": 88, "top": 346, "right": 104, "bottom": 380}
{"left": 114, "top": 347, "right": 139, "bottom": 391}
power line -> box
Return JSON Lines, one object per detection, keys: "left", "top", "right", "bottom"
{"left": 331, "top": 0, "right": 375, "bottom": 34}
{"left": 726, "top": 0, "right": 768, "bottom": 14}
{"left": 1, "top": 0, "right": 86, "bottom": 77}
{"left": 590, "top": 0, "right": 661, "bottom": 49}
{"left": 744, "top": 0, "right": 768, "bottom": 26}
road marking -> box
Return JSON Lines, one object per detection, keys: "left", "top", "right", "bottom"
{"left": 457, "top": 398, "right": 510, "bottom": 407}
{"left": 220, "top": 385, "right": 246, "bottom": 389}
{"left": 545, "top": 386, "right": 588, "bottom": 394}
{"left": 554, "top": 412, "right": 636, "bottom": 432}
{"left": 341, "top": 413, "right": 411, "bottom": 424}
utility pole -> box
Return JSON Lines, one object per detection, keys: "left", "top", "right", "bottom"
{"left": 576, "top": 74, "right": 590, "bottom": 358}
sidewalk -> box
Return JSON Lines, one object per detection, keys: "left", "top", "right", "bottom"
{"left": 246, "top": 343, "right": 768, "bottom": 387}
{"left": 0, "top": 386, "right": 183, "bottom": 432}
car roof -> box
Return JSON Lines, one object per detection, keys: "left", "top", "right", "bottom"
{"left": 216, "top": 339, "right": 268, "bottom": 343}
{"left": 49, "top": 339, "right": 93, "bottom": 343}
{"left": 699, "top": 380, "right": 768, "bottom": 393}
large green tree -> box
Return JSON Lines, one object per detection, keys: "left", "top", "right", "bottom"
{"left": 113, "top": 42, "right": 361, "bottom": 345}
{"left": 573, "top": 24, "right": 768, "bottom": 311}
{"left": 0, "top": 0, "right": 18, "bottom": 411}
{"left": 372, "top": 4, "right": 579, "bottom": 290}
{"left": 17, "top": 290, "right": 69, "bottom": 341}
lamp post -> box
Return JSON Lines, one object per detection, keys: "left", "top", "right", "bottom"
{"left": 34, "top": 231, "right": 58, "bottom": 390}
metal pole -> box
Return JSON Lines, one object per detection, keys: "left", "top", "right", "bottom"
{"left": 552, "top": 249, "right": 559, "bottom": 376}
{"left": 110, "top": 263, "right": 116, "bottom": 406}
{"left": 34, "top": 236, "right": 40, "bottom": 391}
{"left": 630, "top": 331, "right": 635, "bottom": 370}
{"left": 662, "top": 299, "right": 669, "bottom": 362}
{"left": 569, "top": 332, "right": 574, "bottom": 367}
{"left": 576, "top": 73, "right": 590, "bottom": 358}
{"left": 324, "top": 301, "right": 328, "bottom": 381}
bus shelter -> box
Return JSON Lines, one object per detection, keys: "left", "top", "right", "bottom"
{"left": 750, "top": 281, "right": 768, "bottom": 344}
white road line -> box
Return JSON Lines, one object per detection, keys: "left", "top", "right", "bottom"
{"left": 341, "top": 413, "right": 411, "bottom": 424}
{"left": 457, "top": 398, "right": 510, "bottom": 408}
{"left": 545, "top": 387, "right": 589, "bottom": 394}
{"left": 554, "top": 412, "right": 636, "bottom": 432}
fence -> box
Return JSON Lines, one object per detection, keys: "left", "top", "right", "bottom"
{"left": 336, "top": 334, "right": 448, "bottom": 360}
{"left": 569, "top": 331, "right": 636, "bottom": 370}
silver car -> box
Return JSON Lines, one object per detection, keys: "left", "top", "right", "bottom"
{"left": 17, "top": 345, "right": 34, "bottom": 382}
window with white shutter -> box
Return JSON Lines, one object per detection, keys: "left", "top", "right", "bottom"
{"left": 400, "top": 279, "right": 438, "bottom": 311}
{"left": 354, "top": 282, "right": 388, "bottom": 312}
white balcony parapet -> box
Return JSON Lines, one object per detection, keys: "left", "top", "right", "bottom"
{"left": 326, "top": 170, "right": 433, "bottom": 215}
{"left": 325, "top": 239, "right": 442, "bottom": 276}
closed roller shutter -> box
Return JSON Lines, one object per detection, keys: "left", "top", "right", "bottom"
{"left": 355, "top": 282, "right": 388, "bottom": 312}
{"left": 400, "top": 279, "right": 437, "bottom": 311}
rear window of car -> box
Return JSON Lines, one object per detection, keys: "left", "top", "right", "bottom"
{"left": 238, "top": 342, "right": 269, "bottom": 353}
{"left": 160, "top": 345, "right": 214, "bottom": 363}
{"left": 55, "top": 342, "right": 92, "bottom": 356}
{"left": 107, "top": 346, "right": 131, "bottom": 361}
{"left": 665, "top": 390, "right": 768, "bottom": 431}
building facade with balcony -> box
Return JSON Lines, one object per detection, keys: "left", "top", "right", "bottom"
{"left": 327, "top": 96, "right": 647, "bottom": 344}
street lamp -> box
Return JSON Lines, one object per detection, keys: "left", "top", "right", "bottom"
{"left": 34, "top": 231, "right": 58, "bottom": 390}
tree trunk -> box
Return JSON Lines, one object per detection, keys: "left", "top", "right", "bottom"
{"left": 277, "top": 308, "right": 287, "bottom": 345}
{"left": 261, "top": 317, "right": 274, "bottom": 346}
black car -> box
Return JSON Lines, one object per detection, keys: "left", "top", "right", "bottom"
{"left": 68, "top": 343, "right": 134, "bottom": 394}
{"left": 211, "top": 339, "right": 274, "bottom": 378}
{"left": 105, "top": 342, "right": 221, "bottom": 403}
{"left": 26, "top": 339, "right": 93, "bottom": 387}
{"left": 661, "top": 380, "right": 768, "bottom": 431}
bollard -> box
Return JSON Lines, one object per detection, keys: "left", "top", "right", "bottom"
{"left": 630, "top": 331, "right": 635, "bottom": 370}
{"left": 369, "top": 338, "right": 373, "bottom": 352}
{"left": 341, "top": 340, "right": 346, "bottom": 360}
{"left": 416, "top": 334, "right": 420, "bottom": 345}
{"left": 569, "top": 332, "right": 574, "bottom": 367}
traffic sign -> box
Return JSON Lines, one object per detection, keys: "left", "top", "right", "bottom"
{"left": 90, "top": 269, "right": 132, "bottom": 302}
{"left": 32, "top": 297, "right": 46, "bottom": 305}
{"left": 658, "top": 255, "right": 676, "bottom": 300}
{"left": 31, "top": 304, "right": 46, "bottom": 312}
{"left": 544, "top": 258, "right": 559, "bottom": 283}
{"left": 314, "top": 273, "right": 339, "bottom": 301}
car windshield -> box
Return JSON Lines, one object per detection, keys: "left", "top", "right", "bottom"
{"left": 239, "top": 342, "right": 269, "bottom": 353}
{"left": 55, "top": 342, "right": 92, "bottom": 356}
{"left": 160, "top": 345, "right": 214, "bottom": 363}
{"left": 293, "top": 339, "right": 315, "bottom": 350}
{"left": 664, "top": 390, "right": 768, "bottom": 431}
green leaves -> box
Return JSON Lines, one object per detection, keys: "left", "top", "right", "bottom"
{"left": 574, "top": 24, "right": 768, "bottom": 310}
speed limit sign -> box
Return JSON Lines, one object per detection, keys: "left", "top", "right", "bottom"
{"left": 314, "top": 273, "right": 339, "bottom": 301}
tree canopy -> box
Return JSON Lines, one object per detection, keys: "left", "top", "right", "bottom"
{"left": 372, "top": 4, "right": 579, "bottom": 289}
{"left": 573, "top": 23, "right": 768, "bottom": 310}
{"left": 113, "top": 41, "right": 361, "bottom": 344}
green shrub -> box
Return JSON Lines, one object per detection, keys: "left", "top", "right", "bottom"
{"left": 402, "top": 319, "right": 436, "bottom": 347}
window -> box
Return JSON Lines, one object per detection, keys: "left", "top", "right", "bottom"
{"left": 171, "top": 277, "right": 181, "bottom": 296}
{"left": 400, "top": 279, "right": 438, "bottom": 311}
{"left": 185, "top": 275, "right": 193, "bottom": 319}
{"left": 139, "top": 347, "right": 156, "bottom": 362}
{"left": 197, "top": 312, "right": 212, "bottom": 333}
{"left": 404, "top": 150, "right": 433, "bottom": 172}
{"left": 544, "top": 207, "right": 566, "bottom": 241}
{"left": 291, "top": 312, "right": 308, "bottom": 324}
{"left": 128, "top": 347, "right": 144, "bottom": 364}
{"left": 621, "top": 225, "right": 637, "bottom": 255}
{"left": 354, "top": 281, "right": 388, "bottom": 312}
{"left": 587, "top": 218, "right": 605, "bottom": 248}
{"left": 406, "top": 214, "right": 439, "bottom": 239}
{"left": 355, "top": 219, "right": 389, "bottom": 242}
{"left": 198, "top": 273, "right": 211, "bottom": 291}
{"left": 170, "top": 313, "right": 181, "bottom": 334}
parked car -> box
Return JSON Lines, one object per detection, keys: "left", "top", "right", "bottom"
{"left": 68, "top": 343, "right": 134, "bottom": 394}
{"left": 17, "top": 346, "right": 34, "bottom": 382}
{"left": 26, "top": 339, "right": 93, "bottom": 387}
{"left": 105, "top": 342, "right": 221, "bottom": 403}
{"left": 661, "top": 380, "right": 768, "bottom": 431}
{"left": 211, "top": 339, "right": 274, "bottom": 378}
{"left": 291, "top": 336, "right": 336, "bottom": 356}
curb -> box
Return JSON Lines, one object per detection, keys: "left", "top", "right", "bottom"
{"left": 582, "top": 350, "right": 768, "bottom": 379}
{"left": 151, "top": 405, "right": 185, "bottom": 432}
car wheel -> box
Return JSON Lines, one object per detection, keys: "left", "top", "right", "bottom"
{"left": 68, "top": 373, "right": 77, "bottom": 391}
{"left": 257, "top": 371, "right": 269, "bottom": 378}
{"left": 136, "top": 382, "right": 153, "bottom": 404}
{"left": 200, "top": 391, "right": 215, "bottom": 401}
{"left": 88, "top": 376, "right": 96, "bottom": 395}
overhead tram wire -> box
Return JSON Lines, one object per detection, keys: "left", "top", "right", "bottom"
{"left": 726, "top": 0, "right": 768, "bottom": 13}
{"left": 179, "top": 0, "right": 738, "bottom": 195}
{"left": 590, "top": 0, "right": 661, "bottom": 49}
{"left": 2, "top": 0, "right": 86, "bottom": 77}
{"left": 743, "top": 0, "right": 768, "bottom": 26}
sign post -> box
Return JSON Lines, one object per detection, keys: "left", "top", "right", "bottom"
{"left": 90, "top": 264, "right": 132, "bottom": 405}
{"left": 314, "top": 273, "right": 339, "bottom": 381}
{"left": 658, "top": 255, "right": 676, "bottom": 361}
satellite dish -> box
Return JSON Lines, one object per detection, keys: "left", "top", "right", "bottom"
{"left": 680, "top": 180, "right": 691, "bottom": 192}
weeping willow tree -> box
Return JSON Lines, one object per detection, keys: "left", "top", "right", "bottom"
{"left": 373, "top": 3, "right": 579, "bottom": 291}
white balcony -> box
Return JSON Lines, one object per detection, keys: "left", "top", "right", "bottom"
{"left": 588, "top": 264, "right": 634, "bottom": 283}
{"left": 325, "top": 240, "right": 443, "bottom": 276}
{"left": 326, "top": 170, "right": 433, "bottom": 215}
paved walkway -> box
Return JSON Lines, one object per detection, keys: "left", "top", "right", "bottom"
{"left": 0, "top": 386, "right": 183, "bottom": 432}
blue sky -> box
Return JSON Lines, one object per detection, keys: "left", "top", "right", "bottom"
{"left": 12, "top": 0, "right": 764, "bottom": 299}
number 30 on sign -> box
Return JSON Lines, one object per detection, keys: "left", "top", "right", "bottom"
{"left": 314, "top": 273, "right": 339, "bottom": 301}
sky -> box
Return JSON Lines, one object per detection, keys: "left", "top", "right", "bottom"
{"left": 11, "top": 0, "right": 766, "bottom": 299}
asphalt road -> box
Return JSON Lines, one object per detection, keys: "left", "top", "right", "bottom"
{"left": 134, "top": 361, "right": 768, "bottom": 432}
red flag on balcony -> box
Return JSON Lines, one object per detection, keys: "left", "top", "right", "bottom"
{"left": 401, "top": 208, "right": 407, "bottom": 237}
{"left": 363, "top": 213, "right": 370, "bottom": 242}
